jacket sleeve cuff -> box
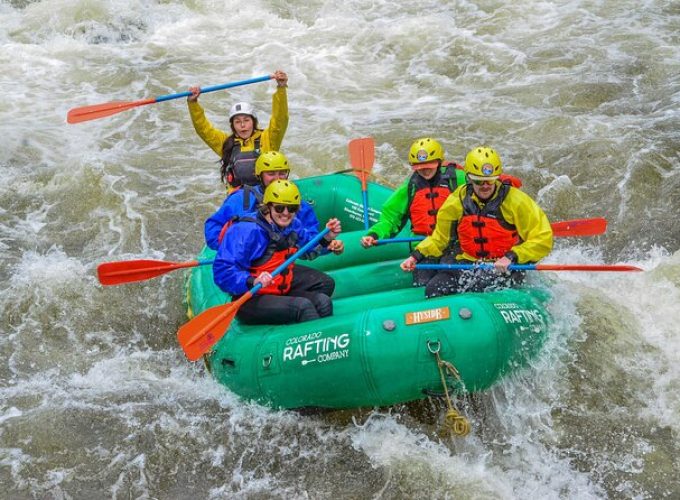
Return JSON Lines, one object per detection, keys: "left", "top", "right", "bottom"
{"left": 504, "top": 251, "right": 518, "bottom": 263}
{"left": 246, "top": 276, "right": 255, "bottom": 288}
{"left": 410, "top": 250, "right": 425, "bottom": 262}
{"left": 366, "top": 232, "right": 379, "bottom": 240}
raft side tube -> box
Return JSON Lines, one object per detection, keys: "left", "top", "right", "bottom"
{"left": 296, "top": 174, "right": 394, "bottom": 231}
{"left": 209, "top": 287, "right": 551, "bottom": 409}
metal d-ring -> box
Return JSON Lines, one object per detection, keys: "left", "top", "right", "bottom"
{"left": 427, "top": 339, "right": 441, "bottom": 354}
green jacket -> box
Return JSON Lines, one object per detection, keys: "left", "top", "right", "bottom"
{"left": 366, "top": 166, "right": 466, "bottom": 240}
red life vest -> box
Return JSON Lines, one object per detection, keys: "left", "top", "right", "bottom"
{"left": 216, "top": 185, "right": 264, "bottom": 245}
{"left": 219, "top": 215, "right": 299, "bottom": 295}
{"left": 248, "top": 219, "right": 299, "bottom": 295}
{"left": 498, "top": 173, "right": 522, "bottom": 188}
{"left": 456, "top": 183, "right": 520, "bottom": 260}
{"left": 407, "top": 163, "right": 466, "bottom": 235}
{"left": 217, "top": 216, "right": 237, "bottom": 246}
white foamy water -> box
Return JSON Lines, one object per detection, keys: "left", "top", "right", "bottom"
{"left": 1, "top": 0, "right": 679, "bottom": 497}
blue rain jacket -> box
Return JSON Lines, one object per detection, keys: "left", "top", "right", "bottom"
{"left": 213, "top": 211, "right": 324, "bottom": 296}
{"left": 204, "top": 185, "right": 320, "bottom": 250}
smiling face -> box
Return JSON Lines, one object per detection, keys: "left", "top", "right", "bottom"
{"left": 231, "top": 114, "right": 254, "bottom": 139}
{"left": 411, "top": 160, "right": 439, "bottom": 180}
{"left": 260, "top": 170, "right": 290, "bottom": 187}
{"left": 268, "top": 204, "right": 299, "bottom": 228}
{"left": 416, "top": 166, "right": 438, "bottom": 180}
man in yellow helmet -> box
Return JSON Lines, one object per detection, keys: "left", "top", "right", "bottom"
{"left": 400, "top": 146, "right": 553, "bottom": 297}
{"left": 214, "top": 180, "right": 343, "bottom": 324}
{"left": 187, "top": 70, "right": 289, "bottom": 188}
{"left": 360, "top": 138, "right": 467, "bottom": 285}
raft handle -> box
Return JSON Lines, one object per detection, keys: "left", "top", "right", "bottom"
{"left": 221, "top": 358, "right": 236, "bottom": 367}
{"left": 262, "top": 355, "right": 272, "bottom": 368}
{"left": 426, "top": 339, "right": 441, "bottom": 354}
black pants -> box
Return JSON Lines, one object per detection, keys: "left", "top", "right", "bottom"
{"left": 412, "top": 256, "right": 441, "bottom": 287}
{"left": 424, "top": 255, "right": 525, "bottom": 298}
{"left": 235, "top": 265, "right": 335, "bottom": 325}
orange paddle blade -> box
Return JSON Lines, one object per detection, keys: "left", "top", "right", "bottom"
{"left": 67, "top": 98, "right": 155, "bottom": 124}
{"left": 348, "top": 137, "right": 375, "bottom": 189}
{"left": 97, "top": 259, "right": 199, "bottom": 286}
{"left": 551, "top": 218, "right": 607, "bottom": 237}
{"left": 177, "top": 292, "right": 252, "bottom": 361}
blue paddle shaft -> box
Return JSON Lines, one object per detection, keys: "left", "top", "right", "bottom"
{"left": 416, "top": 263, "right": 537, "bottom": 271}
{"left": 377, "top": 236, "right": 424, "bottom": 245}
{"left": 249, "top": 227, "right": 332, "bottom": 295}
{"left": 195, "top": 228, "right": 330, "bottom": 295}
{"left": 154, "top": 75, "right": 272, "bottom": 103}
{"left": 362, "top": 191, "right": 370, "bottom": 229}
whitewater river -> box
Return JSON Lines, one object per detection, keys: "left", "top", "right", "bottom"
{"left": 1, "top": 0, "right": 678, "bottom": 498}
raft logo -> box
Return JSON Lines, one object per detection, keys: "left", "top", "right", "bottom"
{"left": 282, "top": 331, "right": 351, "bottom": 366}
{"left": 493, "top": 303, "right": 544, "bottom": 325}
{"left": 405, "top": 306, "right": 450, "bottom": 325}
{"left": 343, "top": 198, "right": 378, "bottom": 224}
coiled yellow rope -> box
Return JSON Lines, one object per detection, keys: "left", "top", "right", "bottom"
{"left": 429, "top": 341, "right": 471, "bottom": 437}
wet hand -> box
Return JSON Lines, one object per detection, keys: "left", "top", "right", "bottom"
{"left": 494, "top": 256, "right": 513, "bottom": 273}
{"left": 325, "top": 218, "right": 342, "bottom": 239}
{"left": 187, "top": 86, "right": 201, "bottom": 102}
{"left": 328, "top": 239, "right": 344, "bottom": 255}
{"left": 272, "top": 70, "right": 288, "bottom": 87}
{"left": 400, "top": 256, "right": 417, "bottom": 272}
{"left": 254, "top": 271, "right": 273, "bottom": 288}
{"left": 360, "top": 235, "right": 377, "bottom": 248}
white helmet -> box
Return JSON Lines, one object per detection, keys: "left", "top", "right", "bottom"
{"left": 228, "top": 101, "right": 257, "bottom": 121}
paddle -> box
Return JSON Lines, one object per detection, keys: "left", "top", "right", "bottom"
{"left": 67, "top": 75, "right": 272, "bottom": 124}
{"left": 348, "top": 137, "right": 375, "bottom": 229}
{"left": 550, "top": 217, "right": 607, "bottom": 237}
{"left": 97, "top": 217, "right": 610, "bottom": 286}
{"left": 97, "top": 258, "right": 214, "bottom": 286}
{"left": 415, "top": 263, "right": 643, "bottom": 272}
{"left": 177, "top": 227, "right": 332, "bottom": 361}
{"left": 376, "top": 217, "right": 608, "bottom": 245}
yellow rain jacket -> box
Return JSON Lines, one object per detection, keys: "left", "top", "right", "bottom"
{"left": 415, "top": 183, "right": 553, "bottom": 263}
{"left": 187, "top": 86, "right": 288, "bottom": 157}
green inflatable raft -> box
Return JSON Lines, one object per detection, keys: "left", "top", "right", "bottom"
{"left": 185, "top": 173, "right": 551, "bottom": 409}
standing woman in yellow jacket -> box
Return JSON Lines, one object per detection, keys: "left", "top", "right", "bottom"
{"left": 401, "top": 146, "right": 553, "bottom": 298}
{"left": 187, "top": 70, "right": 289, "bottom": 188}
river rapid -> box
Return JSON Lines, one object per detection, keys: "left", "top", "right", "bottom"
{"left": 1, "top": 0, "right": 679, "bottom": 498}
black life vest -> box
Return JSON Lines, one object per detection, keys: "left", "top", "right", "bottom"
{"left": 221, "top": 134, "right": 262, "bottom": 187}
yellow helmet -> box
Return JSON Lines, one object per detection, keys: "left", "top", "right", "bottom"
{"left": 408, "top": 138, "right": 444, "bottom": 167}
{"left": 464, "top": 146, "right": 502, "bottom": 180}
{"left": 262, "top": 179, "right": 301, "bottom": 206}
{"left": 255, "top": 151, "right": 290, "bottom": 177}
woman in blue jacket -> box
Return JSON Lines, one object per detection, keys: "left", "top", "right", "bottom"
{"left": 213, "top": 180, "right": 343, "bottom": 325}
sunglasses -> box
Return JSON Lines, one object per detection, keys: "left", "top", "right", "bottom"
{"left": 271, "top": 204, "right": 300, "bottom": 214}
{"left": 469, "top": 178, "right": 496, "bottom": 186}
